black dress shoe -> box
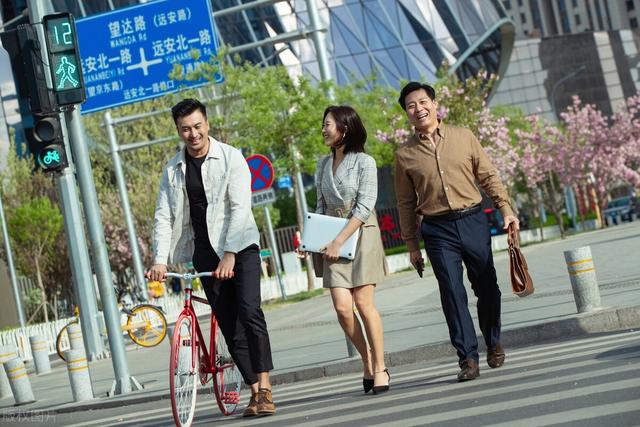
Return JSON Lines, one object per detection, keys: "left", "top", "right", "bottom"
{"left": 487, "top": 344, "right": 505, "bottom": 368}
{"left": 372, "top": 369, "right": 391, "bottom": 394}
{"left": 457, "top": 359, "right": 479, "bottom": 382}
{"left": 363, "top": 378, "right": 374, "bottom": 394}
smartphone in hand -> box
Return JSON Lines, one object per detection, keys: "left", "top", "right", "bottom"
{"left": 416, "top": 259, "right": 424, "bottom": 278}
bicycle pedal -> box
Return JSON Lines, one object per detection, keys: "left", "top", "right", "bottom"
{"left": 223, "top": 391, "right": 240, "bottom": 404}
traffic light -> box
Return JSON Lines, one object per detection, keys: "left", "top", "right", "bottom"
{"left": 42, "top": 13, "right": 85, "bottom": 106}
{"left": 0, "top": 23, "right": 56, "bottom": 113}
{"left": 31, "top": 112, "right": 68, "bottom": 172}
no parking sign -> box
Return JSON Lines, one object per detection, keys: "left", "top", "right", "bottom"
{"left": 246, "top": 154, "right": 274, "bottom": 192}
{"left": 246, "top": 154, "right": 275, "bottom": 207}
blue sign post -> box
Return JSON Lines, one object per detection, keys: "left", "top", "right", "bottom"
{"left": 76, "top": 0, "right": 221, "bottom": 114}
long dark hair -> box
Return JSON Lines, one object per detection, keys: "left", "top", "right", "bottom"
{"left": 323, "top": 105, "right": 367, "bottom": 155}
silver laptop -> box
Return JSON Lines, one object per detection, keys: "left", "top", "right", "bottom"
{"left": 300, "top": 212, "right": 360, "bottom": 260}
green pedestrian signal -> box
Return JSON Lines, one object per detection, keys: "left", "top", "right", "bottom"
{"left": 42, "top": 13, "right": 85, "bottom": 106}
{"left": 54, "top": 56, "right": 80, "bottom": 90}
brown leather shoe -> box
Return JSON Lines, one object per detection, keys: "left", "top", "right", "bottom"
{"left": 257, "top": 388, "right": 276, "bottom": 416}
{"left": 457, "top": 359, "right": 480, "bottom": 382}
{"left": 487, "top": 344, "right": 506, "bottom": 368}
{"left": 242, "top": 393, "right": 259, "bottom": 417}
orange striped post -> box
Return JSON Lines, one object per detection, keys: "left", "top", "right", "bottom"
{"left": 29, "top": 335, "right": 51, "bottom": 374}
{"left": 0, "top": 345, "right": 18, "bottom": 399}
{"left": 64, "top": 349, "right": 94, "bottom": 401}
{"left": 5, "top": 357, "right": 36, "bottom": 405}
{"left": 564, "top": 246, "right": 601, "bottom": 313}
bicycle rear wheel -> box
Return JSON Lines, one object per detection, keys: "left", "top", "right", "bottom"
{"left": 170, "top": 313, "right": 199, "bottom": 427}
{"left": 212, "top": 320, "right": 242, "bottom": 416}
{"left": 127, "top": 304, "right": 167, "bottom": 347}
{"left": 55, "top": 321, "right": 77, "bottom": 361}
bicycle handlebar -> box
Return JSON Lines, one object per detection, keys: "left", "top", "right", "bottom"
{"left": 164, "top": 272, "right": 213, "bottom": 281}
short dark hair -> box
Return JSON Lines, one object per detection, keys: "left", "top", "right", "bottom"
{"left": 171, "top": 98, "right": 207, "bottom": 125}
{"left": 323, "top": 105, "right": 367, "bottom": 154}
{"left": 398, "top": 82, "right": 436, "bottom": 110}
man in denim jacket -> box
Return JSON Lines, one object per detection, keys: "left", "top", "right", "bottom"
{"left": 148, "top": 99, "right": 275, "bottom": 417}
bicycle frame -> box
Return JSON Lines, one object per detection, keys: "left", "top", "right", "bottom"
{"left": 167, "top": 273, "right": 233, "bottom": 381}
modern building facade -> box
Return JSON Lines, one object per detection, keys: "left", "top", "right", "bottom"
{"left": 1, "top": 0, "right": 515, "bottom": 88}
{"left": 490, "top": 29, "right": 639, "bottom": 120}
{"left": 271, "top": 0, "right": 514, "bottom": 87}
{"left": 491, "top": 1, "right": 640, "bottom": 121}
{"left": 501, "top": 0, "right": 640, "bottom": 38}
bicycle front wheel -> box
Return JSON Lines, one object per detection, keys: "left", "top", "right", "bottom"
{"left": 212, "top": 320, "right": 242, "bottom": 416}
{"left": 127, "top": 304, "right": 167, "bottom": 347}
{"left": 55, "top": 321, "right": 77, "bottom": 361}
{"left": 170, "top": 313, "right": 199, "bottom": 427}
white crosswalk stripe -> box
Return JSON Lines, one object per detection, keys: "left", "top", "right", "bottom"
{"left": 66, "top": 330, "right": 640, "bottom": 426}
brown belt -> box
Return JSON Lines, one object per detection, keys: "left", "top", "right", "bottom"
{"left": 422, "top": 204, "right": 481, "bottom": 222}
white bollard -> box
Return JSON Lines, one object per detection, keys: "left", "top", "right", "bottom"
{"left": 0, "top": 345, "right": 18, "bottom": 399}
{"left": 67, "top": 322, "right": 86, "bottom": 354}
{"left": 564, "top": 246, "right": 602, "bottom": 313}
{"left": 5, "top": 357, "right": 36, "bottom": 405}
{"left": 29, "top": 335, "right": 52, "bottom": 375}
{"left": 64, "top": 349, "right": 94, "bottom": 402}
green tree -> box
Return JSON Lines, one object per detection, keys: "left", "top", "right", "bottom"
{"left": 1, "top": 141, "right": 72, "bottom": 322}
{"left": 7, "top": 196, "right": 63, "bottom": 323}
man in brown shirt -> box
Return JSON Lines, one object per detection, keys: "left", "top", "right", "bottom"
{"left": 394, "top": 82, "right": 519, "bottom": 382}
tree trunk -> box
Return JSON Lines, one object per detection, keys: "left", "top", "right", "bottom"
{"left": 546, "top": 172, "right": 565, "bottom": 239}
{"left": 34, "top": 257, "right": 49, "bottom": 323}
{"left": 291, "top": 171, "right": 316, "bottom": 291}
{"left": 53, "top": 291, "right": 58, "bottom": 321}
{"left": 532, "top": 188, "right": 545, "bottom": 241}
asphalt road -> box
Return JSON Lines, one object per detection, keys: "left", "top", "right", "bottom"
{"left": 9, "top": 328, "right": 639, "bottom": 426}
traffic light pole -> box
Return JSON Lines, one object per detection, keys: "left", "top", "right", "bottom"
{"left": 26, "top": 0, "right": 105, "bottom": 361}
{"left": 56, "top": 168, "right": 106, "bottom": 360}
{"left": 66, "top": 108, "right": 141, "bottom": 394}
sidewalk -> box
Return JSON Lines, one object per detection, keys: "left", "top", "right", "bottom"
{"left": 2, "top": 222, "right": 639, "bottom": 415}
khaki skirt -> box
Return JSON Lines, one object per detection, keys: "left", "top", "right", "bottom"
{"left": 314, "top": 212, "right": 389, "bottom": 288}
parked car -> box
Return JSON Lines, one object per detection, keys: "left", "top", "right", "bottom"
{"left": 603, "top": 196, "right": 638, "bottom": 225}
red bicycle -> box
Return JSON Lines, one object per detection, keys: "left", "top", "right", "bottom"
{"left": 166, "top": 272, "right": 242, "bottom": 426}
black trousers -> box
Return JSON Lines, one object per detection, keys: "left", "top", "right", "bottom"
{"left": 192, "top": 244, "right": 273, "bottom": 385}
{"left": 421, "top": 209, "right": 501, "bottom": 363}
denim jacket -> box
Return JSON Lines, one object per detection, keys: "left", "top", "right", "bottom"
{"left": 152, "top": 137, "right": 260, "bottom": 265}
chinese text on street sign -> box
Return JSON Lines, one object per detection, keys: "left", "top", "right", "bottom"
{"left": 252, "top": 188, "right": 276, "bottom": 207}
{"left": 76, "top": 0, "right": 222, "bottom": 114}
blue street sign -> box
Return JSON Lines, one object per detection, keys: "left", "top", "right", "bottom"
{"left": 76, "top": 0, "right": 222, "bottom": 114}
{"left": 276, "top": 175, "right": 292, "bottom": 189}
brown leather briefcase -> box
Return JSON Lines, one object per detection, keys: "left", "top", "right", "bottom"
{"left": 508, "top": 223, "right": 534, "bottom": 297}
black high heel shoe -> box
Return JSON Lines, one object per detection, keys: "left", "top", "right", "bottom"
{"left": 372, "top": 369, "right": 390, "bottom": 394}
{"left": 363, "top": 378, "right": 374, "bottom": 394}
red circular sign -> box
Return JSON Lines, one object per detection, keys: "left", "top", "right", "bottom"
{"left": 246, "top": 154, "right": 274, "bottom": 193}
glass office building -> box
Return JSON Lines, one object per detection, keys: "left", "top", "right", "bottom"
{"left": 2, "top": 0, "right": 514, "bottom": 88}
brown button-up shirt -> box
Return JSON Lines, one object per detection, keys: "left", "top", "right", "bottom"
{"left": 394, "top": 122, "right": 514, "bottom": 252}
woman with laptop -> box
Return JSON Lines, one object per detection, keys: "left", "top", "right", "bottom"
{"left": 298, "top": 105, "right": 389, "bottom": 394}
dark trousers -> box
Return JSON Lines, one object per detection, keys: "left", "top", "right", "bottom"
{"left": 421, "top": 209, "right": 501, "bottom": 363}
{"left": 192, "top": 244, "right": 273, "bottom": 385}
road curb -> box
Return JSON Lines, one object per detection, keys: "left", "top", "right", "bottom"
{"left": 7, "top": 303, "right": 640, "bottom": 415}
